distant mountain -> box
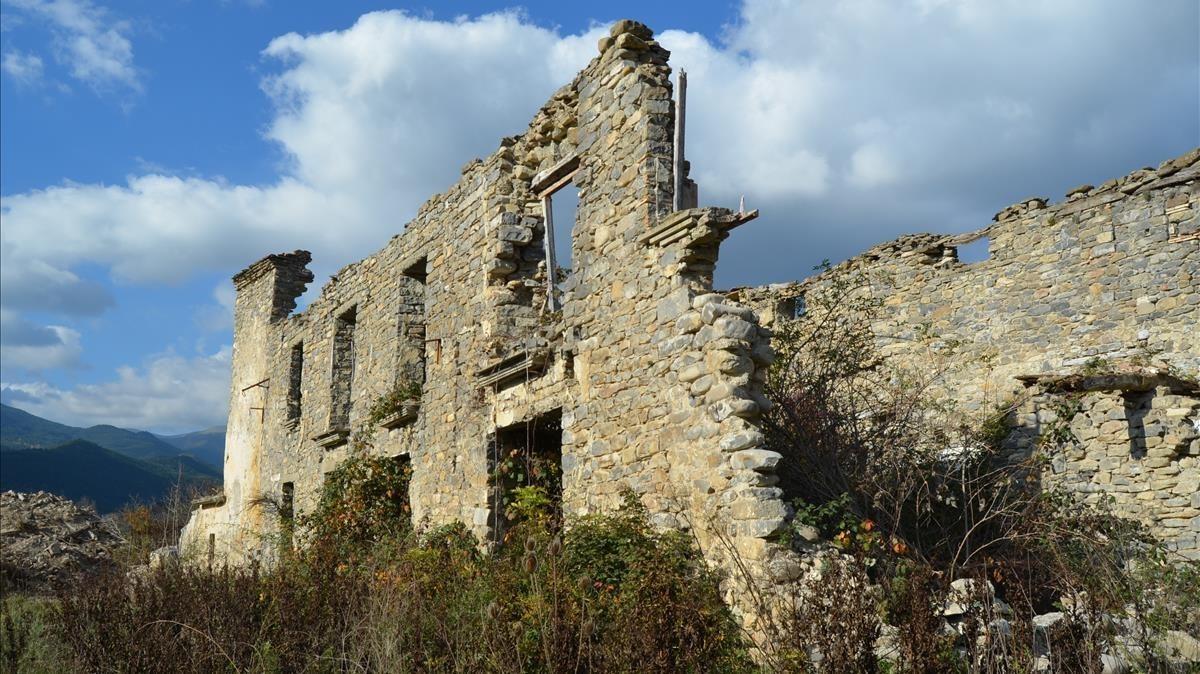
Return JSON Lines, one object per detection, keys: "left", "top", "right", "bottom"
{"left": 0, "top": 440, "right": 217, "bottom": 513}
{"left": 142, "top": 453, "right": 222, "bottom": 483}
{"left": 0, "top": 403, "right": 222, "bottom": 469}
{"left": 0, "top": 404, "right": 224, "bottom": 512}
{"left": 0, "top": 404, "right": 78, "bottom": 448}
{"left": 157, "top": 427, "right": 225, "bottom": 469}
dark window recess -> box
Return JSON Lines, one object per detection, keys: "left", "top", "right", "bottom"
{"left": 1123, "top": 391, "right": 1153, "bottom": 460}
{"left": 488, "top": 410, "right": 563, "bottom": 545}
{"left": 392, "top": 455, "right": 414, "bottom": 529}
{"left": 207, "top": 533, "right": 216, "bottom": 569}
{"left": 399, "top": 258, "right": 428, "bottom": 385}
{"left": 791, "top": 295, "right": 807, "bottom": 319}
{"left": 779, "top": 294, "right": 807, "bottom": 320}
{"left": 957, "top": 236, "right": 990, "bottom": 264}
{"left": 287, "top": 343, "right": 304, "bottom": 422}
{"left": 562, "top": 349, "right": 575, "bottom": 379}
{"left": 330, "top": 307, "right": 357, "bottom": 429}
{"left": 280, "top": 482, "right": 295, "bottom": 554}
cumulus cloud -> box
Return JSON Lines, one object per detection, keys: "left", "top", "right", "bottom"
{"left": 0, "top": 11, "right": 600, "bottom": 299}
{"left": 1, "top": 49, "right": 44, "bottom": 83}
{"left": 0, "top": 310, "right": 82, "bottom": 370}
{"left": 4, "top": 2, "right": 1190, "bottom": 299}
{"left": 4, "top": 0, "right": 138, "bottom": 92}
{"left": 0, "top": 2, "right": 1196, "bottom": 429}
{"left": 661, "top": 0, "right": 1198, "bottom": 276}
{"left": 1, "top": 345, "right": 231, "bottom": 433}
{"left": 0, "top": 256, "right": 114, "bottom": 315}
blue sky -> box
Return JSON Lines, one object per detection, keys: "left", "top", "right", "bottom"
{"left": 1, "top": 0, "right": 1197, "bottom": 433}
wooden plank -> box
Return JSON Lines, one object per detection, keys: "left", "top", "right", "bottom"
{"left": 672, "top": 69, "right": 687, "bottom": 212}
{"left": 532, "top": 154, "right": 581, "bottom": 195}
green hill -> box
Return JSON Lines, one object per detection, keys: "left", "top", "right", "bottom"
{"left": 0, "top": 403, "right": 222, "bottom": 469}
{"left": 157, "top": 427, "right": 226, "bottom": 469}
{"left": 0, "top": 440, "right": 217, "bottom": 513}
{"left": 143, "top": 453, "right": 222, "bottom": 482}
{"left": 0, "top": 404, "right": 78, "bottom": 447}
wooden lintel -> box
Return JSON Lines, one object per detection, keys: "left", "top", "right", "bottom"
{"left": 532, "top": 154, "right": 581, "bottom": 195}
{"left": 1017, "top": 370, "right": 1199, "bottom": 395}
{"left": 476, "top": 349, "right": 550, "bottom": 389}
{"left": 537, "top": 169, "right": 581, "bottom": 198}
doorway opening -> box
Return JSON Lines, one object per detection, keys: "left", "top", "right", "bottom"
{"left": 488, "top": 409, "right": 563, "bottom": 545}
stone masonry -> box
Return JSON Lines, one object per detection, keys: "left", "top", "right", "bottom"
{"left": 181, "top": 17, "right": 1200, "bottom": 633}
{"left": 739, "top": 149, "right": 1200, "bottom": 559}
{"left": 181, "top": 19, "right": 791, "bottom": 623}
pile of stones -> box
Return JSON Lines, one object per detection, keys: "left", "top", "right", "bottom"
{"left": 0, "top": 490, "right": 124, "bottom": 592}
{"left": 875, "top": 578, "right": 1200, "bottom": 673}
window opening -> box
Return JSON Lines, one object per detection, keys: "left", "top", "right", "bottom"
{"left": 793, "top": 295, "right": 807, "bottom": 318}
{"left": 488, "top": 410, "right": 563, "bottom": 545}
{"left": 330, "top": 306, "right": 357, "bottom": 429}
{"left": 957, "top": 236, "right": 990, "bottom": 264}
{"left": 287, "top": 343, "right": 304, "bottom": 423}
{"left": 778, "top": 294, "right": 806, "bottom": 321}
{"left": 537, "top": 160, "right": 581, "bottom": 311}
{"left": 207, "top": 533, "right": 215, "bottom": 569}
{"left": 391, "top": 455, "right": 414, "bottom": 530}
{"left": 549, "top": 183, "right": 579, "bottom": 277}
{"left": 399, "top": 258, "right": 428, "bottom": 385}
{"left": 1123, "top": 391, "right": 1153, "bottom": 460}
{"left": 280, "top": 482, "right": 295, "bottom": 554}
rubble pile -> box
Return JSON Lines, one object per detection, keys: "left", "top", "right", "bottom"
{"left": 1, "top": 490, "right": 124, "bottom": 591}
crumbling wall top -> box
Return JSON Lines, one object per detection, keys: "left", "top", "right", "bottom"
{"left": 233, "top": 250, "right": 313, "bottom": 289}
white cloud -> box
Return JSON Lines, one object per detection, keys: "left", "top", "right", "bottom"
{"left": 661, "top": 0, "right": 1197, "bottom": 278}
{"left": 847, "top": 144, "right": 899, "bottom": 189}
{"left": 0, "top": 309, "right": 82, "bottom": 370}
{"left": 4, "top": 0, "right": 138, "bottom": 92}
{"left": 0, "top": 11, "right": 600, "bottom": 298}
{"left": 2, "top": 49, "right": 44, "bottom": 83}
{"left": 1, "top": 346, "right": 231, "bottom": 433}
{"left": 0, "top": 255, "right": 114, "bottom": 315}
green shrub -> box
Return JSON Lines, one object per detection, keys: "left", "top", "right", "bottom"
{"left": 1, "top": 594, "right": 72, "bottom": 673}
{"left": 367, "top": 379, "right": 422, "bottom": 426}
{"left": 300, "top": 454, "right": 413, "bottom": 563}
{"left": 51, "top": 488, "right": 750, "bottom": 673}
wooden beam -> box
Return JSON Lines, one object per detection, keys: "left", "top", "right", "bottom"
{"left": 672, "top": 69, "right": 687, "bottom": 213}
{"left": 531, "top": 154, "right": 580, "bottom": 195}
{"left": 542, "top": 195, "right": 560, "bottom": 311}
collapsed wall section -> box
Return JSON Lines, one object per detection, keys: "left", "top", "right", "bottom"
{"left": 740, "top": 149, "right": 1200, "bottom": 559}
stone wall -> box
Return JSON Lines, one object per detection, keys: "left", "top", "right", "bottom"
{"left": 180, "top": 14, "right": 1198, "bottom": 626}
{"left": 180, "top": 19, "right": 802, "bottom": 628}
{"left": 739, "top": 150, "right": 1200, "bottom": 559}
{"left": 1012, "top": 372, "right": 1200, "bottom": 559}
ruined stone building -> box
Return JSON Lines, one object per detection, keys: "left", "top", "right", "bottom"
{"left": 181, "top": 18, "right": 1200, "bottom": 621}
{"left": 738, "top": 149, "right": 1200, "bottom": 560}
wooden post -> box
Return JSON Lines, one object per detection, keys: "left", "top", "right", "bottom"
{"left": 542, "top": 195, "right": 560, "bottom": 311}
{"left": 673, "top": 69, "right": 687, "bottom": 213}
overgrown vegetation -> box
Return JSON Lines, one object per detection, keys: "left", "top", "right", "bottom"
{"left": 3, "top": 458, "right": 749, "bottom": 673}
{"left": 300, "top": 454, "right": 414, "bottom": 563}
{"left": 756, "top": 264, "right": 1200, "bottom": 672}
{"left": 367, "top": 379, "right": 422, "bottom": 426}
